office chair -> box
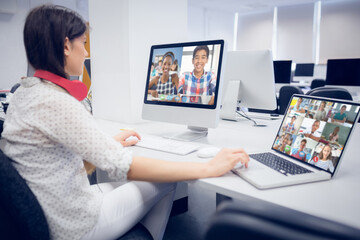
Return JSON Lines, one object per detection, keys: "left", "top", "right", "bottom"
{"left": 1, "top": 83, "right": 21, "bottom": 114}
{"left": 278, "top": 86, "right": 303, "bottom": 114}
{"left": 306, "top": 86, "right": 353, "bottom": 101}
{"left": 10, "top": 83, "right": 21, "bottom": 93}
{"left": 0, "top": 149, "right": 152, "bottom": 240}
{"left": 205, "top": 199, "right": 360, "bottom": 240}
{"left": 0, "top": 149, "right": 50, "bottom": 240}
{"left": 310, "top": 79, "right": 326, "bottom": 89}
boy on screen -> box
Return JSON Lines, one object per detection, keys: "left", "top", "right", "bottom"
{"left": 178, "top": 45, "right": 216, "bottom": 105}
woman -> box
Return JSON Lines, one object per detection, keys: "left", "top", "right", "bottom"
{"left": 309, "top": 145, "right": 335, "bottom": 172}
{"left": 332, "top": 105, "right": 347, "bottom": 123}
{"left": 329, "top": 126, "right": 340, "bottom": 142}
{"left": 314, "top": 101, "right": 326, "bottom": 121}
{"left": 148, "top": 52, "right": 179, "bottom": 98}
{"left": 0, "top": 5, "right": 249, "bottom": 240}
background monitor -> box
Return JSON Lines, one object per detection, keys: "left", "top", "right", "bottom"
{"left": 142, "top": 40, "right": 225, "bottom": 140}
{"left": 294, "top": 63, "right": 314, "bottom": 77}
{"left": 326, "top": 58, "right": 360, "bottom": 86}
{"left": 221, "top": 50, "right": 277, "bottom": 119}
{"left": 274, "top": 60, "right": 292, "bottom": 84}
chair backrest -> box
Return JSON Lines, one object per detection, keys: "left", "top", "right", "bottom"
{"left": 0, "top": 150, "right": 50, "bottom": 240}
{"left": 10, "top": 83, "right": 21, "bottom": 93}
{"left": 205, "top": 199, "right": 360, "bottom": 240}
{"left": 278, "top": 85, "right": 303, "bottom": 114}
{"left": 306, "top": 86, "right": 353, "bottom": 101}
{"left": 310, "top": 79, "right": 326, "bottom": 89}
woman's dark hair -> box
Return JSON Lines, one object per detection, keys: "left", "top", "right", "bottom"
{"left": 24, "top": 5, "right": 87, "bottom": 79}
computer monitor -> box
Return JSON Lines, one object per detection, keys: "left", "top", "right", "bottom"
{"left": 294, "top": 63, "right": 315, "bottom": 77}
{"left": 326, "top": 58, "right": 360, "bottom": 86}
{"left": 221, "top": 50, "right": 277, "bottom": 121}
{"left": 142, "top": 40, "right": 225, "bottom": 141}
{"left": 274, "top": 60, "right": 292, "bottom": 84}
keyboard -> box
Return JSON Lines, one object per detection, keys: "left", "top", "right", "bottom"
{"left": 250, "top": 152, "right": 312, "bottom": 176}
{"left": 135, "top": 134, "right": 200, "bottom": 155}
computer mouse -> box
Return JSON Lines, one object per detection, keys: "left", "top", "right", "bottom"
{"left": 126, "top": 136, "right": 139, "bottom": 142}
{"left": 234, "top": 161, "right": 244, "bottom": 169}
{"left": 197, "top": 147, "right": 221, "bottom": 158}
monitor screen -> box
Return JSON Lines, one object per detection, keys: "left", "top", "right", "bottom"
{"left": 273, "top": 95, "right": 360, "bottom": 175}
{"left": 273, "top": 60, "right": 292, "bottom": 84}
{"left": 294, "top": 63, "right": 314, "bottom": 77}
{"left": 326, "top": 58, "right": 360, "bottom": 86}
{"left": 142, "top": 40, "right": 225, "bottom": 135}
{"left": 144, "top": 41, "right": 223, "bottom": 108}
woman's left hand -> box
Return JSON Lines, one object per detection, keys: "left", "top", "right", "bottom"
{"left": 113, "top": 130, "right": 141, "bottom": 147}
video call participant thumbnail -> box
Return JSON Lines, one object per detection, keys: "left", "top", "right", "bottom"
{"left": 178, "top": 45, "right": 216, "bottom": 105}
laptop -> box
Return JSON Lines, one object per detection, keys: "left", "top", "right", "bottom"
{"left": 233, "top": 94, "right": 360, "bottom": 189}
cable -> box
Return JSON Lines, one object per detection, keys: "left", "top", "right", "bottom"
{"left": 236, "top": 109, "right": 267, "bottom": 127}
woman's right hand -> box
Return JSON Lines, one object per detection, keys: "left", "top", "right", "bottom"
{"left": 206, "top": 148, "right": 249, "bottom": 178}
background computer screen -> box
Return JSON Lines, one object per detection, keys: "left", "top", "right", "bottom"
{"left": 294, "top": 63, "right": 315, "bottom": 77}
{"left": 223, "top": 50, "right": 277, "bottom": 111}
{"left": 274, "top": 60, "right": 292, "bottom": 84}
{"left": 326, "top": 58, "right": 360, "bottom": 86}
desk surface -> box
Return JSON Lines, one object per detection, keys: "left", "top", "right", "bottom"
{"left": 96, "top": 117, "right": 360, "bottom": 229}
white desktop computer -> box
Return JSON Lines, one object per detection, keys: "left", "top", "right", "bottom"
{"left": 220, "top": 50, "right": 278, "bottom": 122}
{"left": 142, "top": 40, "right": 226, "bottom": 141}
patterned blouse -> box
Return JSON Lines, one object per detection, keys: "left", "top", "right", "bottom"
{"left": 0, "top": 76, "right": 133, "bottom": 240}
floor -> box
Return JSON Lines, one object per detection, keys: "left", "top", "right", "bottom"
{"left": 163, "top": 184, "right": 217, "bottom": 240}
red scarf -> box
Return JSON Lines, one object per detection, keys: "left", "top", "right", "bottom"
{"left": 34, "top": 70, "right": 88, "bottom": 101}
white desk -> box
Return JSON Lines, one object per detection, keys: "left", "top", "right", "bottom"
{"left": 96, "top": 117, "right": 360, "bottom": 230}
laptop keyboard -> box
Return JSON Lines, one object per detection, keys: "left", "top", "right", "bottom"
{"left": 250, "top": 152, "right": 313, "bottom": 176}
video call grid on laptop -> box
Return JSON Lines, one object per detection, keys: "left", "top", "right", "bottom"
{"left": 233, "top": 94, "right": 360, "bottom": 189}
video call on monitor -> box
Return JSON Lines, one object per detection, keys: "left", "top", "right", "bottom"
{"left": 144, "top": 40, "right": 224, "bottom": 109}
{"left": 273, "top": 95, "right": 360, "bottom": 174}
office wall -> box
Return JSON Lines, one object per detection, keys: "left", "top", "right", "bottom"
{"left": 188, "top": 0, "right": 360, "bottom": 65}
{"left": 89, "top": 0, "right": 187, "bottom": 123}
{"left": 188, "top": 6, "right": 234, "bottom": 50}
{"left": 319, "top": 0, "right": 360, "bottom": 63}
{"left": 0, "top": 0, "right": 89, "bottom": 90}
{"left": 188, "top": 5, "right": 205, "bottom": 41}
{"left": 276, "top": 3, "right": 314, "bottom": 63}
{"left": 236, "top": 10, "right": 273, "bottom": 51}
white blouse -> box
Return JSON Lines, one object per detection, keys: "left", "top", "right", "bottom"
{"left": 1, "top": 77, "right": 133, "bottom": 240}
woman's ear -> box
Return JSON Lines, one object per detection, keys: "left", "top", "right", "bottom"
{"left": 64, "top": 37, "right": 71, "bottom": 56}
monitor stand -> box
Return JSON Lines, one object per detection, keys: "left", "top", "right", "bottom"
{"left": 164, "top": 126, "right": 208, "bottom": 142}
{"left": 220, "top": 80, "right": 241, "bottom": 121}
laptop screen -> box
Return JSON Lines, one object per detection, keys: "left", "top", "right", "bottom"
{"left": 272, "top": 95, "right": 360, "bottom": 175}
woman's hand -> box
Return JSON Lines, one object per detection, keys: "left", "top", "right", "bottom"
{"left": 113, "top": 130, "right": 141, "bottom": 147}
{"left": 206, "top": 148, "right": 249, "bottom": 178}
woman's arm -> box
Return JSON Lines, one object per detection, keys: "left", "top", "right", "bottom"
{"left": 127, "top": 148, "right": 249, "bottom": 182}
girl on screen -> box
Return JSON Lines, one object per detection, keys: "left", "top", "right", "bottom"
{"left": 0, "top": 5, "right": 249, "bottom": 240}
{"left": 148, "top": 51, "right": 179, "bottom": 98}
{"left": 309, "top": 144, "right": 335, "bottom": 172}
